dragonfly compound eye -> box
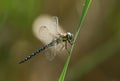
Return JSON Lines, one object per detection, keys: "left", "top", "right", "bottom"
{"left": 66, "top": 32, "right": 73, "bottom": 40}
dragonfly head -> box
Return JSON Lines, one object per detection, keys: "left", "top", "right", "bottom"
{"left": 66, "top": 32, "right": 73, "bottom": 40}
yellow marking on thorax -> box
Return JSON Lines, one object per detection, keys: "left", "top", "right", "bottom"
{"left": 59, "top": 33, "right": 68, "bottom": 42}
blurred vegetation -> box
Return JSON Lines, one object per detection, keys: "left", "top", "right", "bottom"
{"left": 0, "top": 0, "right": 120, "bottom": 81}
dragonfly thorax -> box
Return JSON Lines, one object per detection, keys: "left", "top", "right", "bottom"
{"left": 59, "top": 32, "right": 73, "bottom": 42}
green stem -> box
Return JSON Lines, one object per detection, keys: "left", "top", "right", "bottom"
{"left": 58, "top": 0, "right": 92, "bottom": 81}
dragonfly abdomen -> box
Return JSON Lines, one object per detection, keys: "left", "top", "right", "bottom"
{"left": 19, "top": 41, "right": 56, "bottom": 64}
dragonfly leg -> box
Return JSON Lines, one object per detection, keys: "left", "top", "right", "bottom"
{"left": 65, "top": 41, "right": 67, "bottom": 49}
{"left": 68, "top": 40, "right": 73, "bottom": 45}
{"left": 65, "top": 41, "right": 70, "bottom": 54}
{"left": 59, "top": 42, "right": 70, "bottom": 54}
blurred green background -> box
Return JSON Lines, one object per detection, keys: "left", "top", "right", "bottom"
{"left": 0, "top": 0, "right": 120, "bottom": 81}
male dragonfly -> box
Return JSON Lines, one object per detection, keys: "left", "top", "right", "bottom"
{"left": 19, "top": 16, "right": 73, "bottom": 64}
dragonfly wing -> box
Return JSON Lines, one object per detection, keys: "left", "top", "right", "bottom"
{"left": 44, "top": 42, "right": 68, "bottom": 61}
{"left": 44, "top": 45, "right": 57, "bottom": 61}
{"left": 51, "top": 16, "right": 65, "bottom": 34}
{"left": 39, "top": 26, "right": 55, "bottom": 44}
{"left": 33, "top": 15, "right": 65, "bottom": 44}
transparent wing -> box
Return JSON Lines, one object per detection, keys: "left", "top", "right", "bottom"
{"left": 44, "top": 42, "right": 66, "bottom": 61}
{"left": 39, "top": 26, "right": 56, "bottom": 44}
{"left": 38, "top": 17, "right": 60, "bottom": 44}
{"left": 52, "top": 16, "right": 59, "bottom": 34}
{"left": 44, "top": 45, "right": 57, "bottom": 61}
{"left": 33, "top": 15, "right": 65, "bottom": 44}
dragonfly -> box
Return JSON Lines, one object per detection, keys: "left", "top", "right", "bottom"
{"left": 19, "top": 16, "right": 73, "bottom": 64}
